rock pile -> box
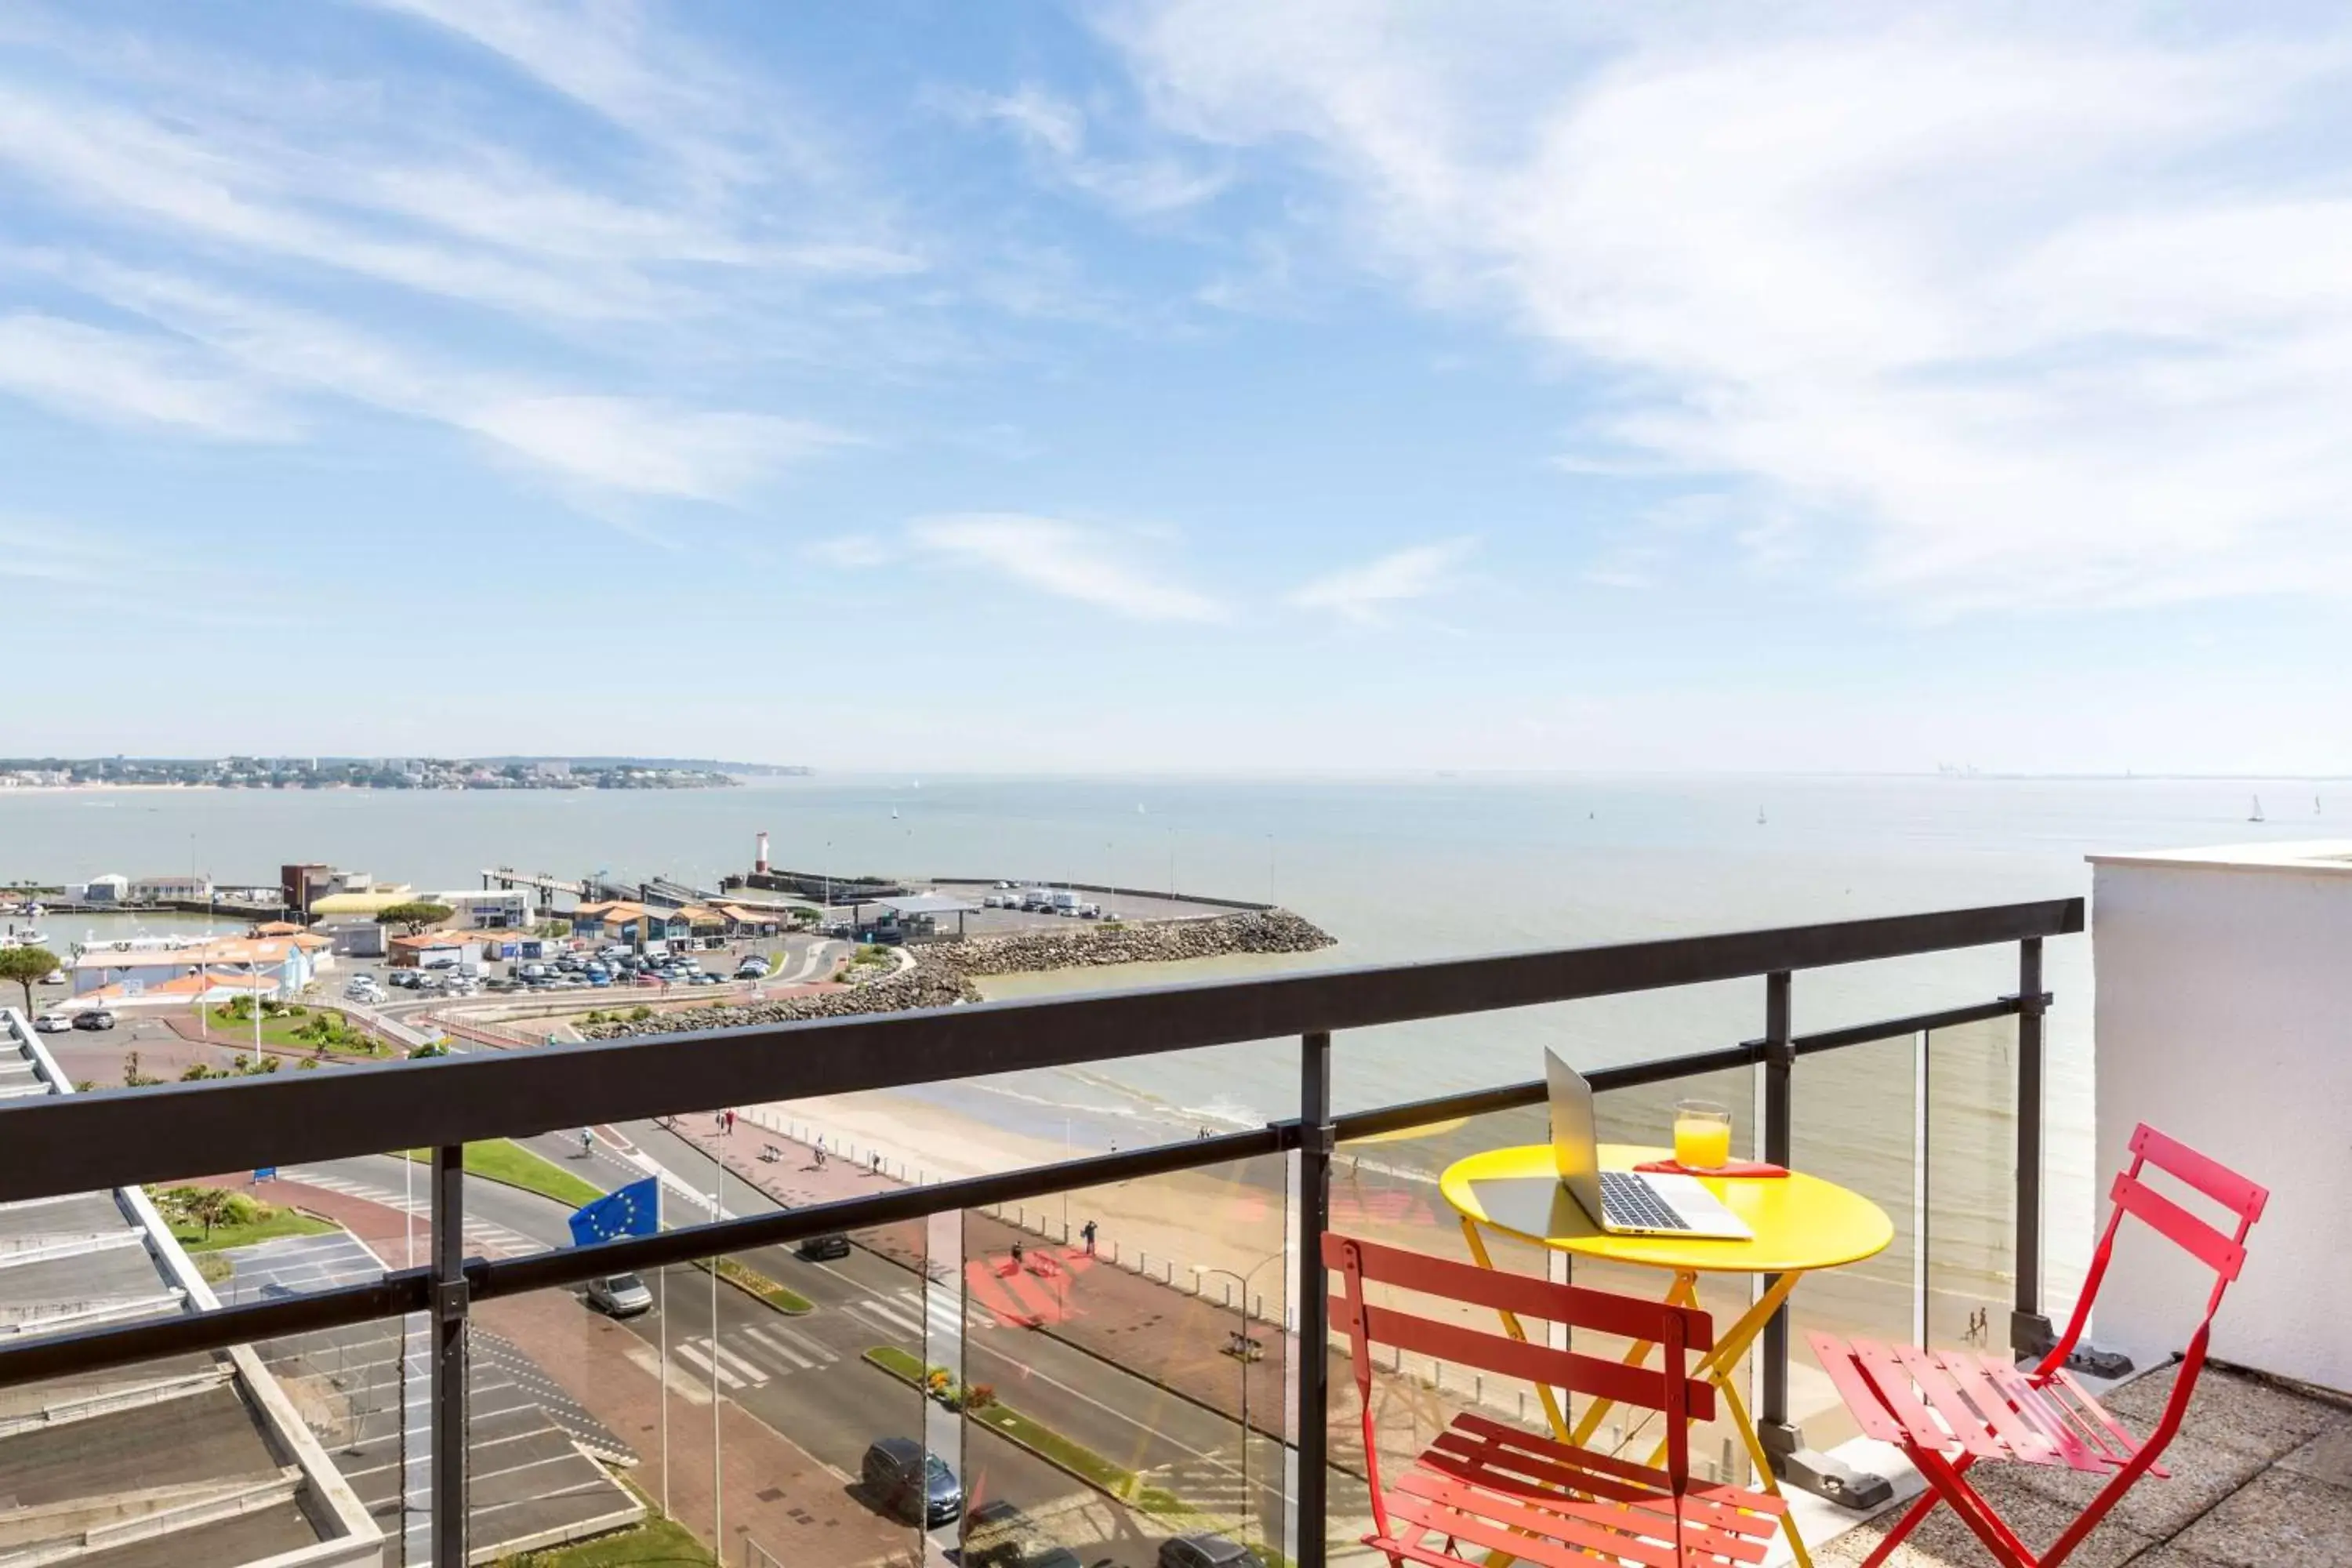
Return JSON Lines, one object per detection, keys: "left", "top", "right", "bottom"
{"left": 579, "top": 909, "right": 1334, "bottom": 1039}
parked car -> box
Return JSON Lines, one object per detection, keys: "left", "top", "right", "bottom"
{"left": 861, "top": 1437, "right": 961, "bottom": 1526}
{"left": 33, "top": 1010, "right": 72, "bottom": 1033}
{"left": 585, "top": 1273, "right": 654, "bottom": 1316}
{"left": 71, "top": 1009, "right": 116, "bottom": 1031}
{"left": 40, "top": 968, "right": 64, "bottom": 985}
{"left": 796, "top": 1232, "right": 851, "bottom": 1262}
{"left": 1157, "top": 1536, "right": 1264, "bottom": 1568}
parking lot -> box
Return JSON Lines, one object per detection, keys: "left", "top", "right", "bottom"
{"left": 850, "top": 880, "right": 1260, "bottom": 939}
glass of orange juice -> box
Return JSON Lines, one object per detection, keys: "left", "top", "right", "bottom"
{"left": 1672, "top": 1100, "right": 1733, "bottom": 1169}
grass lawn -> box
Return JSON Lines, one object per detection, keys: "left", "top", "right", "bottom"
{"left": 170, "top": 1206, "right": 338, "bottom": 1254}
{"left": 401, "top": 1141, "right": 605, "bottom": 1209}
{"left": 499, "top": 1513, "right": 713, "bottom": 1565}
{"left": 861, "top": 1346, "right": 1178, "bottom": 1511}
{"left": 205, "top": 1004, "right": 388, "bottom": 1056}
{"left": 694, "top": 1254, "right": 813, "bottom": 1315}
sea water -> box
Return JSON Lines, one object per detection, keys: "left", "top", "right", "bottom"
{"left": 7, "top": 769, "right": 2330, "bottom": 1298}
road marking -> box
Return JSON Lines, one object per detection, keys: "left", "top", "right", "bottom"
{"left": 707, "top": 1338, "right": 769, "bottom": 1385}
{"left": 739, "top": 1324, "right": 820, "bottom": 1369}
{"left": 619, "top": 1341, "right": 711, "bottom": 1406}
{"left": 849, "top": 1296, "right": 922, "bottom": 1338}
{"left": 670, "top": 1338, "right": 743, "bottom": 1389}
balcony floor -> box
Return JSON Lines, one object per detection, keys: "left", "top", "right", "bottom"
{"left": 1819, "top": 1361, "right": 2352, "bottom": 1566}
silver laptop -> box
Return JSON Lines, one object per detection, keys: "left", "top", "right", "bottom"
{"left": 1546, "top": 1050, "right": 1750, "bottom": 1239}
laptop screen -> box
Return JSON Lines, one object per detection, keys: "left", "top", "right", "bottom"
{"left": 1544, "top": 1049, "right": 1607, "bottom": 1221}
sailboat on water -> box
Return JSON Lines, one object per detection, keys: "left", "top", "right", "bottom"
{"left": 2249, "top": 795, "right": 2266, "bottom": 823}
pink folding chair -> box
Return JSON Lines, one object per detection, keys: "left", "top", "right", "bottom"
{"left": 1327, "top": 1231, "right": 1790, "bottom": 1567}
{"left": 1809, "top": 1123, "right": 2267, "bottom": 1568}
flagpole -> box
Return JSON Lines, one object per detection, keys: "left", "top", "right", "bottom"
{"left": 712, "top": 1169, "right": 723, "bottom": 1552}
{"left": 658, "top": 1185, "right": 670, "bottom": 1519}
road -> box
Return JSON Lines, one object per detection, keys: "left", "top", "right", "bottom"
{"left": 296, "top": 1136, "right": 1283, "bottom": 1566}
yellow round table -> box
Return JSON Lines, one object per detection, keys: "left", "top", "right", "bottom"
{"left": 1440, "top": 1143, "right": 1894, "bottom": 1568}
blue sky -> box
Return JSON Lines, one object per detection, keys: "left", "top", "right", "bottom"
{"left": 6, "top": 2, "right": 2352, "bottom": 773}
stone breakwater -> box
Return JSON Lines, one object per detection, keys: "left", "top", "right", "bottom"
{"left": 579, "top": 909, "right": 1336, "bottom": 1038}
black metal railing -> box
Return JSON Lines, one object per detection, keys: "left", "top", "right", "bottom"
{"left": 0, "top": 896, "right": 2083, "bottom": 1567}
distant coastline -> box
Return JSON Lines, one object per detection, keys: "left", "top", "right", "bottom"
{"left": 0, "top": 756, "right": 795, "bottom": 792}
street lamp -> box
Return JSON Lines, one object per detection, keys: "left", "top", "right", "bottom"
{"left": 1192, "top": 1251, "right": 1284, "bottom": 1542}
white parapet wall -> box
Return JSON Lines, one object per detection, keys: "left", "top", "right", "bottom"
{"left": 2089, "top": 840, "right": 2352, "bottom": 1393}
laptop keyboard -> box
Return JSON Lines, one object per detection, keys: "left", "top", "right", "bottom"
{"left": 1599, "top": 1171, "right": 1691, "bottom": 1231}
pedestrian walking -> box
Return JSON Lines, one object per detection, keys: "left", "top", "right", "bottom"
{"left": 1080, "top": 1220, "right": 1097, "bottom": 1256}
{"left": 579, "top": 1129, "right": 593, "bottom": 1158}
{"left": 724, "top": 1109, "right": 736, "bottom": 1136}
{"left": 814, "top": 1142, "right": 826, "bottom": 1168}
{"left": 1011, "top": 1239, "right": 1025, "bottom": 1272}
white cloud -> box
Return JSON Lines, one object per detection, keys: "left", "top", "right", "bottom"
{"left": 466, "top": 397, "right": 850, "bottom": 504}
{"left": 1289, "top": 537, "right": 1475, "bottom": 622}
{"left": 908, "top": 513, "right": 1223, "bottom": 621}
{"left": 0, "top": 313, "right": 291, "bottom": 439}
{"left": 1104, "top": 4, "right": 2352, "bottom": 614}
{"left": 35, "top": 260, "right": 848, "bottom": 505}
{"left": 946, "top": 84, "right": 1229, "bottom": 217}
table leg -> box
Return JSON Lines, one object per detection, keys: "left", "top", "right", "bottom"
{"left": 1457, "top": 1217, "right": 1569, "bottom": 1440}
{"left": 1638, "top": 1271, "right": 1814, "bottom": 1568}
{"left": 1566, "top": 1270, "right": 1700, "bottom": 1453}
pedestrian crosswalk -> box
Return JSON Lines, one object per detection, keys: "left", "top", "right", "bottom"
{"left": 671, "top": 1322, "right": 840, "bottom": 1392}
{"left": 843, "top": 1284, "right": 970, "bottom": 1342}
{"left": 283, "top": 1166, "right": 540, "bottom": 1256}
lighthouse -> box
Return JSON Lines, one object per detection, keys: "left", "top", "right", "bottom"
{"left": 754, "top": 830, "right": 770, "bottom": 876}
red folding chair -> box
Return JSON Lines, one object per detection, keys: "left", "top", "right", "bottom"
{"left": 1327, "top": 1231, "right": 1789, "bottom": 1567}
{"left": 1809, "top": 1123, "right": 2267, "bottom": 1568}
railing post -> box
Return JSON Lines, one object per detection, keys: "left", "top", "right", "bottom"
{"left": 430, "top": 1144, "right": 468, "bottom": 1566}
{"left": 1759, "top": 971, "right": 1794, "bottom": 1428}
{"left": 1755, "top": 972, "right": 1893, "bottom": 1510}
{"left": 1298, "top": 1029, "right": 1333, "bottom": 1568}
{"left": 2010, "top": 936, "right": 2056, "bottom": 1358}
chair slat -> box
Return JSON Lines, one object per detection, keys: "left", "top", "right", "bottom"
{"left": 1807, "top": 1333, "right": 1909, "bottom": 1443}
{"left": 1932, "top": 1351, "right": 2057, "bottom": 1464}
{"left": 1980, "top": 1360, "right": 2108, "bottom": 1475}
{"left": 1387, "top": 1484, "right": 1682, "bottom": 1568}
{"left": 1396, "top": 1463, "right": 1771, "bottom": 1565}
{"left": 2111, "top": 1172, "right": 2249, "bottom": 1279}
{"left": 1849, "top": 1340, "right": 1973, "bottom": 1456}
{"left": 1894, "top": 1344, "right": 2011, "bottom": 1461}
{"left": 1356, "top": 1299, "right": 1715, "bottom": 1421}
{"left": 1445, "top": 1410, "right": 1780, "bottom": 1518}
{"left": 1422, "top": 1427, "right": 1779, "bottom": 1541}
{"left": 2131, "top": 1124, "right": 2267, "bottom": 1221}
{"left": 2050, "top": 1369, "right": 2167, "bottom": 1479}
{"left": 1323, "top": 1230, "right": 1713, "bottom": 1348}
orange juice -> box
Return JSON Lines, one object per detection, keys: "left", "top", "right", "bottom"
{"left": 1673, "top": 1115, "right": 1732, "bottom": 1170}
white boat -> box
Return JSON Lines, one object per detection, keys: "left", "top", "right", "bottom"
{"left": 2249, "top": 795, "right": 2265, "bottom": 823}
{"left": 11, "top": 929, "right": 49, "bottom": 946}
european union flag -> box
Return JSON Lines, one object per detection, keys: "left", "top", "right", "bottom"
{"left": 569, "top": 1177, "right": 660, "bottom": 1247}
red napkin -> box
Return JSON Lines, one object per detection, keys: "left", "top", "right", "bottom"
{"left": 1634, "top": 1159, "right": 1790, "bottom": 1178}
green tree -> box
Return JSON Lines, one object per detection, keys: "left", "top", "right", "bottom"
{"left": 376, "top": 902, "right": 455, "bottom": 935}
{"left": 0, "top": 944, "right": 57, "bottom": 1013}
{"left": 181, "top": 1187, "right": 234, "bottom": 1239}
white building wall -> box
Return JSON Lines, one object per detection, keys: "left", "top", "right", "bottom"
{"left": 2090, "top": 846, "right": 2352, "bottom": 1392}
